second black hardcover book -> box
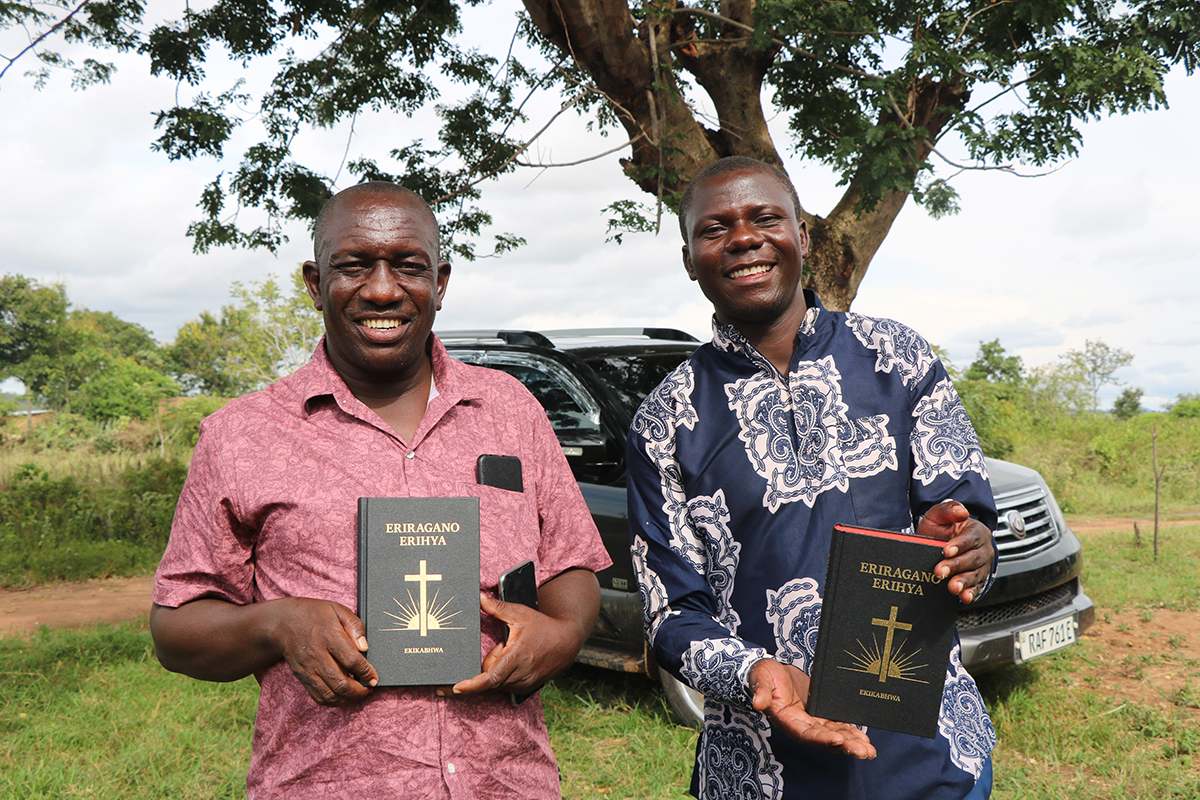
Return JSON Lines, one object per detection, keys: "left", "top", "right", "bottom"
{"left": 807, "top": 523, "right": 958, "bottom": 738}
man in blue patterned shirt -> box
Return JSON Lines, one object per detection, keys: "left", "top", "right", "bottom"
{"left": 627, "top": 156, "right": 999, "bottom": 799}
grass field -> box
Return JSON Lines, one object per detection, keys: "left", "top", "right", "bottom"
{"left": 2, "top": 524, "right": 1196, "bottom": 799}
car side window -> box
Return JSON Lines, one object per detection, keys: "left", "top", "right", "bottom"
{"left": 489, "top": 362, "right": 600, "bottom": 432}
{"left": 448, "top": 350, "right": 601, "bottom": 434}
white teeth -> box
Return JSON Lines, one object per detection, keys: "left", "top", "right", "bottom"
{"left": 730, "top": 264, "right": 772, "bottom": 279}
{"left": 363, "top": 319, "right": 401, "bottom": 329}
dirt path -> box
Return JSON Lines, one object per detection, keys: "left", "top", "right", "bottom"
{"left": 1, "top": 575, "right": 152, "bottom": 636}
{"left": 2, "top": 516, "right": 1196, "bottom": 715}
{"left": 6, "top": 515, "right": 1191, "bottom": 637}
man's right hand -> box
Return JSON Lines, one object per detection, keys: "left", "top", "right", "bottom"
{"left": 748, "top": 658, "right": 876, "bottom": 760}
{"left": 262, "top": 598, "right": 378, "bottom": 706}
{"left": 150, "top": 597, "right": 378, "bottom": 707}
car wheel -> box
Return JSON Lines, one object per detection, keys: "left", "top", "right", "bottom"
{"left": 659, "top": 670, "right": 705, "bottom": 730}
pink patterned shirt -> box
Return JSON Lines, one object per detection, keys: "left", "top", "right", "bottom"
{"left": 154, "top": 336, "right": 610, "bottom": 799}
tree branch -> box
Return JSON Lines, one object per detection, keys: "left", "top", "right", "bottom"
{"left": 673, "top": 5, "right": 877, "bottom": 81}
{"left": 929, "top": 148, "right": 1067, "bottom": 179}
{"left": 0, "top": 0, "right": 92, "bottom": 83}
{"left": 433, "top": 90, "right": 604, "bottom": 203}
{"left": 517, "top": 133, "right": 645, "bottom": 168}
{"left": 953, "top": 0, "right": 1017, "bottom": 47}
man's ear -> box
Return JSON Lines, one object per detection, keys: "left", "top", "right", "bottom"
{"left": 682, "top": 246, "right": 698, "bottom": 282}
{"left": 434, "top": 261, "right": 451, "bottom": 311}
{"left": 301, "top": 260, "right": 323, "bottom": 310}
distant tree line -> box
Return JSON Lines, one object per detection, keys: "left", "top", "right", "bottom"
{"left": 1, "top": 271, "right": 319, "bottom": 422}
{"left": 3, "top": 271, "right": 1197, "bottom": 434}
{"left": 949, "top": 337, "right": 1197, "bottom": 460}
{"left": 0, "top": 274, "right": 175, "bottom": 421}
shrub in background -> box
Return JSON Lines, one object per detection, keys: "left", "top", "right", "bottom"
{"left": 0, "top": 458, "right": 188, "bottom": 586}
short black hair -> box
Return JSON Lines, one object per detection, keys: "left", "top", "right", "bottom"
{"left": 312, "top": 181, "right": 441, "bottom": 263}
{"left": 677, "top": 156, "right": 803, "bottom": 241}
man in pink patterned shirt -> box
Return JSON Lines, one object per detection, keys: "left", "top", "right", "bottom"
{"left": 151, "top": 182, "right": 611, "bottom": 799}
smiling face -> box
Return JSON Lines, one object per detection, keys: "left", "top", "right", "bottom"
{"left": 682, "top": 167, "right": 810, "bottom": 334}
{"left": 302, "top": 188, "right": 451, "bottom": 396}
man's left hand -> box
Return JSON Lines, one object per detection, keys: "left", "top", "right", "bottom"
{"left": 447, "top": 568, "right": 600, "bottom": 698}
{"left": 918, "top": 500, "right": 995, "bottom": 604}
{"left": 749, "top": 658, "right": 876, "bottom": 759}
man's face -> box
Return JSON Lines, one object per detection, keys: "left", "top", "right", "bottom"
{"left": 682, "top": 168, "right": 809, "bottom": 330}
{"left": 303, "top": 191, "right": 451, "bottom": 391}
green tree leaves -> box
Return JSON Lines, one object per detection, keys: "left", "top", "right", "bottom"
{"left": 5, "top": 0, "right": 1200, "bottom": 310}
{"left": 0, "top": 274, "right": 69, "bottom": 385}
{"left": 953, "top": 337, "right": 1139, "bottom": 458}
{"left": 74, "top": 357, "right": 178, "bottom": 421}
{"left": 1064, "top": 339, "right": 1135, "bottom": 412}
{"left": 168, "top": 268, "right": 322, "bottom": 396}
{"left": 2, "top": 270, "right": 325, "bottom": 415}
{"left": 965, "top": 339, "right": 1025, "bottom": 384}
{"left": 1, "top": 273, "right": 176, "bottom": 420}
{"left": 1113, "top": 387, "right": 1145, "bottom": 420}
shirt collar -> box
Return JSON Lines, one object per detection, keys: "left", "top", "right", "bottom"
{"left": 299, "top": 333, "right": 481, "bottom": 416}
{"left": 710, "top": 289, "right": 826, "bottom": 360}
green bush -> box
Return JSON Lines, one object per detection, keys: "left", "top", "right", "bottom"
{"left": 74, "top": 359, "right": 180, "bottom": 422}
{"left": 160, "top": 396, "right": 230, "bottom": 448}
{"left": 1008, "top": 412, "right": 1200, "bottom": 515}
{"left": 0, "top": 396, "right": 227, "bottom": 459}
{"left": 950, "top": 372, "right": 1200, "bottom": 516}
{"left": 1169, "top": 398, "right": 1200, "bottom": 419}
{"left": 0, "top": 458, "right": 188, "bottom": 586}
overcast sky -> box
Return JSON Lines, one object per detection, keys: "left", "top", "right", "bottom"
{"left": 2, "top": 7, "right": 1197, "bottom": 411}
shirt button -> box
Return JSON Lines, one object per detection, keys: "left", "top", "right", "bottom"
{"left": 447, "top": 762, "right": 456, "bottom": 774}
{"left": 406, "top": 451, "right": 415, "bottom": 460}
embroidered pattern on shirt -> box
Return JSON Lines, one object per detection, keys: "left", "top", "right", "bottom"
{"left": 696, "top": 706, "right": 782, "bottom": 800}
{"left": 688, "top": 490, "right": 742, "bottom": 633}
{"left": 681, "top": 638, "right": 770, "bottom": 710}
{"left": 840, "top": 413, "right": 898, "bottom": 478}
{"left": 937, "top": 643, "right": 998, "bottom": 778}
{"left": 764, "top": 578, "right": 823, "bottom": 674}
{"left": 712, "top": 322, "right": 783, "bottom": 377}
{"left": 726, "top": 356, "right": 850, "bottom": 512}
{"left": 911, "top": 378, "right": 988, "bottom": 485}
{"left": 713, "top": 308, "right": 821, "bottom": 358}
{"left": 845, "top": 313, "right": 936, "bottom": 388}
{"left": 797, "top": 306, "right": 820, "bottom": 337}
{"left": 631, "top": 361, "right": 698, "bottom": 443}
{"left": 633, "top": 363, "right": 706, "bottom": 572}
{"left": 631, "top": 536, "right": 676, "bottom": 644}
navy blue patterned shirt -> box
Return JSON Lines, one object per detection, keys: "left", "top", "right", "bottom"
{"left": 627, "top": 291, "right": 998, "bottom": 799}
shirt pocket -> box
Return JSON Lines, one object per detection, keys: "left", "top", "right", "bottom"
{"left": 842, "top": 414, "right": 914, "bottom": 531}
{"left": 455, "top": 482, "right": 543, "bottom": 592}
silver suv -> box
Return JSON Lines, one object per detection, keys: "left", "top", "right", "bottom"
{"left": 441, "top": 328, "right": 1096, "bottom": 727}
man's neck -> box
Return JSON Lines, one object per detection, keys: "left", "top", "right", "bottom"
{"left": 728, "top": 303, "right": 808, "bottom": 378}
{"left": 345, "top": 357, "right": 434, "bottom": 443}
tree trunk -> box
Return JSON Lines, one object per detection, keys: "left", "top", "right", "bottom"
{"left": 521, "top": 1, "right": 969, "bottom": 311}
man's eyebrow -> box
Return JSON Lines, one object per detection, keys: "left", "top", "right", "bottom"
{"left": 694, "top": 201, "right": 785, "bottom": 223}
{"left": 328, "top": 247, "right": 431, "bottom": 264}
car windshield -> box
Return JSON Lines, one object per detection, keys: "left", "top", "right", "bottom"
{"left": 577, "top": 347, "right": 695, "bottom": 419}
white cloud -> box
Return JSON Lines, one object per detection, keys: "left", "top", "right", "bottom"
{"left": 1, "top": 16, "right": 1197, "bottom": 411}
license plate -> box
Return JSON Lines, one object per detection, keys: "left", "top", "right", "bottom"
{"left": 1014, "top": 614, "right": 1077, "bottom": 663}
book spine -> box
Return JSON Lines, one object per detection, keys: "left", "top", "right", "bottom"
{"left": 806, "top": 526, "right": 847, "bottom": 713}
{"left": 357, "top": 497, "right": 369, "bottom": 622}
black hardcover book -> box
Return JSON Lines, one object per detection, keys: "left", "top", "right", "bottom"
{"left": 807, "top": 523, "right": 958, "bottom": 739}
{"left": 357, "top": 496, "right": 481, "bottom": 686}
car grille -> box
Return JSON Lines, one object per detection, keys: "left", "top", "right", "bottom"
{"left": 956, "top": 581, "right": 1076, "bottom": 631}
{"left": 993, "top": 484, "right": 1061, "bottom": 561}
